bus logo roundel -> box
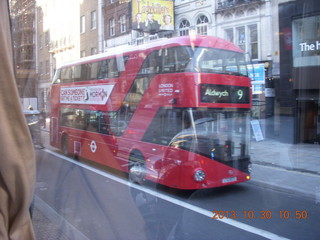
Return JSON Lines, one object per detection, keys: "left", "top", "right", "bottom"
{"left": 90, "top": 140, "right": 97, "bottom": 153}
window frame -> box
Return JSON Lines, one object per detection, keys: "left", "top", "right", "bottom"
{"left": 90, "top": 11, "right": 97, "bottom": 30}
{"left": 109, "top": 18, "right": 115, "bottom": 36}
{"left": 119, "top": 14, "right": 126, "bottom": 33}
{"left": 80, "top": 15, "right": 86, "bottom": 34}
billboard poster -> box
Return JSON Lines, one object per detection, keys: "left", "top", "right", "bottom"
{"left": 60, "top": 85, "right": 115, "bottom": 105}
{"left": 132, "top": 0, "right": 174, "bottom": 34}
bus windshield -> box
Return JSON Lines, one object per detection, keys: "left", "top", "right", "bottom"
{"left": 161, "top": 46, "right": 247, "bottom": 76}
{"left": 189, "top": 47, "right": 248, "bottom": 76}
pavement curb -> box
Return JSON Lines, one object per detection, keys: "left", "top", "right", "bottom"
{"left": 249, "top": 164, "right": 320, "bottom": 202}
{"left": 248, "top": 179, "right": 318, "bottom": 202}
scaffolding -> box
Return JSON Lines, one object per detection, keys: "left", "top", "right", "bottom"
{"left": 9, "top": 0, "right": 37, "bottom": 98}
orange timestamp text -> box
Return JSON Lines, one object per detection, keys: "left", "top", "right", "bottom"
{"left": 211, "top": 210, "right": 308, "bottom": 220}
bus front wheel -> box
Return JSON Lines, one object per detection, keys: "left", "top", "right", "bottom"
{"left": 129, "top": 151, "right": 146, "bottom": 185}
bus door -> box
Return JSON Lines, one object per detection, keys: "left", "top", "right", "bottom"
{"left": 142, "top": 107, "right": 185, "bottom": 186}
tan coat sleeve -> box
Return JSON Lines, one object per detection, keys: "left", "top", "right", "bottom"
{"left": 0, "top": 0, "right": 36, "bottom": 239}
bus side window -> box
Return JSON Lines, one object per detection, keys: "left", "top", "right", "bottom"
{"left": 163, "top": 48, "right": 176, "bottom": 72}
{"left": 98, "top": 58, "right": 120, "bottom": 79}
{"left": 72, "top": 65, "right": 82, "bottom": 81}
{"left": 108, "top": 58, "right": 119, "bottom": 78}
{"left": 162, "top": 47, "right": 191, "bottom": 73}
{"left": 98, "top": 60, "right": 108, "bottom": 79}
{"left": 88, "top": 62, "right": 100, "bottom": 80}
{"left": 52, "top": 69, "right": 61, "bottom": 84}
{"left": 108, "top": 109, "right": 128, "bottom": 136}
{"left": 61, "top": 67, "right": 73, "bottom": 83}
{"left": 75, "top": 110, "right": 85, "bottom": 130}
{"left": 176, "top": 47, "right": 192, "bottom": 72}
{"left": 60, "top": 108, "right": 76, "bottom": 128}
{"left": 140, "top": 50, "right": 160, "bottom": 74}
{"left": 98, "top": 113, "right": 110, "bottom": 135}
{"left": 80, "top": 64, "right": 89, "bottom": 81}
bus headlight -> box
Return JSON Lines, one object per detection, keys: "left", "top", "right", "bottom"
{"left": 194, "top": 170, "right": 206, "bottom": 182}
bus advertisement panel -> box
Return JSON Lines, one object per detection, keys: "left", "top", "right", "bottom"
{"left": 132, "top": 0, "right": 174, "bottom": 33}
{"left": 50, "top": 35, "right": 252, "bottom": 190}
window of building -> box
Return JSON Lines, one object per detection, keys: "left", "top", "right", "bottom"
{"left": 39, "top": 62, "right": 43, "bottom": 75}
{"left": 45, "top": 60, "right": 50, "bottom": 75}
{"left": 224, "top": 24, "right": 259, "bottom": 60}
{"left": 247, "top": 8, "right": 257, "bottom": 16}
{"left": 225, "top": 28, "right": 234, "bottom": 43}
{"left": 45, "top": 31, "right": 49, "bottom": 46}
{"left": 80, "top": 15, "right": 86, "bottom": 34}
{"left": 110, "top": 18, "right": 115, "bottom": 36}
{"left": 163, "top": 32, "right": 173, "bottom": 38}
{"left": 237, "top": 26, "right": 246, "bottom": 51}
{"left": 249, "top": 24, "right": 258, "bottom": 59}
{"left": 179, "top": 19, "right": 190, "bottom": 36}
{"left": 196, "top": 15, "right": 209, "bottom": 35}
{"left": 224, "top": 13, "right": 233, "bottom": 21}
{"left": 91, "top": 11, "right": 97, "bottom": 30}
{"left": 119, "top": 15, "right": 126, "bottom": 33}
{"left": 38, "top": 8, "right": 43, "bottom": 22}
{"left": 91, "top": 47, "right": 97, "bottom": 55}
{"left": 235, "top": 10, "right": 245, "bottom": 18}
{"left": 80, "top": 50, "right": 86, "bottom": 58}
{"left": 39, "top": 34, "right": 42, "bottom": 48}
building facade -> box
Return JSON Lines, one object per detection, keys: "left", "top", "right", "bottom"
{"left": 80, "top": 0, "right": 103, "bottom": 56}
{"left": 175, "top": 0, "right": 214, "bottom": 37}
{"left": 35, "top": 0, "right": 102, "bottom": 111}
{"left": 10, "top": 0, "right": 38, "bottom": 109}
{"left": 23, "top": 0, "right": 320, "bottom": 144}
{"left": 104, "top": 0, "right": 131, "bottom": 48}
{"left": 279, "top": 0, "right": 320, "bottom": 144}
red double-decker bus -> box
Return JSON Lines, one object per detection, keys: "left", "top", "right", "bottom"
{"left": 50, "top": 35, "right": 252, "bottom": 189}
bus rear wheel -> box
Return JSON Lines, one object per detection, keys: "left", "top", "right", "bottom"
{"left": 129, "top": 151, "right": 146, "bottom": 185}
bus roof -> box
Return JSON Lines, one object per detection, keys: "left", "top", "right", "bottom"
{"left": 57, "top": 35, "right": 244, "bottom": 68}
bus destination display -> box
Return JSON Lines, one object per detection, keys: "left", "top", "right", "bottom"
{"left": 200, "top": 84, "right": 250, "bottom": 104}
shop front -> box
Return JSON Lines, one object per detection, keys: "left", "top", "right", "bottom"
{"left": 279, "top": 0, "right": 320, "bottom": 144}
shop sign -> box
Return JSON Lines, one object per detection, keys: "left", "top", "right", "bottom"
{"left": 247, "top": 63, "right": 265, "bottom": 83}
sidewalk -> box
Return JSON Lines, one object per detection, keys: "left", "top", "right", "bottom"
{"left": 249, "top": 139, "right": 320, "bottom": 202}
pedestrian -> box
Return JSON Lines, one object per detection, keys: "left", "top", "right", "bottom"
{"left": 40, "top": 108, "right": 47, "bottom": 128}
{"left": 0, "top": 0, "right": 36, "bottom": 239}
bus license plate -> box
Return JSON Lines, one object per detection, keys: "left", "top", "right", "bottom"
{"left": 222, "top": 177, "right": 237, "bottom": 183}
